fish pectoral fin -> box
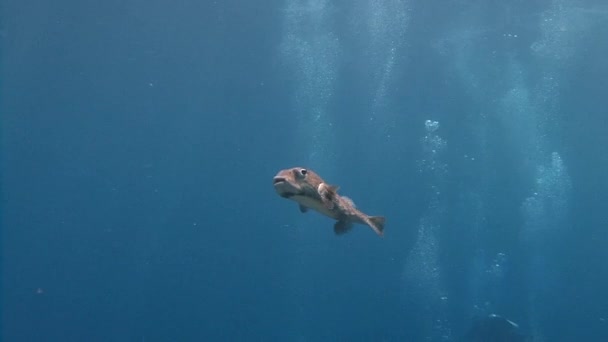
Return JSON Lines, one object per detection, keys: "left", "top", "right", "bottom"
{"left": 299, "top": 205, "right": 308, "bottom": 213}
{"left": 318, "top": 183, "right": 338, "bottom": 210}
{"left": 318, "top": 183, "right": 339, "bottom": 198}
{"left": 333, "top": 220, "right": 353, "bottom": 235}
{"left": 326, "top": 184, "right": 339, "bottom": 193}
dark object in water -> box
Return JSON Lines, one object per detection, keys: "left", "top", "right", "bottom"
{"left": 464, "top": 314, "right": 529, "bottom": 342}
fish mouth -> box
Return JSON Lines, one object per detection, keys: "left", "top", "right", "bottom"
{"left": 273, "top": 176, "right": 297, "bottom": 198}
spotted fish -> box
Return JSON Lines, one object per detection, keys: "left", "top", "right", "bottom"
{"left": 273, "top": 167, "right": 385, "bottom": 236}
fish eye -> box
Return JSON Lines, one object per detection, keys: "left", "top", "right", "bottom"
{"left": 300, "top": 169, "right": 308, "bottom": 176}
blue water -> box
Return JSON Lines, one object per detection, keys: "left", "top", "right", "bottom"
{"left": 2, "top": 0, "right": 608, "bottom": 341}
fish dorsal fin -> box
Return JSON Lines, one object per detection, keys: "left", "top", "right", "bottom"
{"left": 299, "top": 205, "right": 308, "bottom": 213}
{"left": 341, "top": 196, "right": 356, "bottom": 208}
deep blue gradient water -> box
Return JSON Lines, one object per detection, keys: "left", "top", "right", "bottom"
{"left": 2, "top": 0, "right": 608, "bottom": 341}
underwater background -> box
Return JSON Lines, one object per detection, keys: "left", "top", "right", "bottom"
{"left": 2, "top": 0, "right": 608, "bottom": 341}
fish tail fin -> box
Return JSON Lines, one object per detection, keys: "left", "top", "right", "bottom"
{"left": 368, "top": 216, "right": 385, "bottom": 236}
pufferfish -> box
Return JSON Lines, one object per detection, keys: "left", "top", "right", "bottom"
{"left": 273, "top": 167, "right": 385, "bottom": 237}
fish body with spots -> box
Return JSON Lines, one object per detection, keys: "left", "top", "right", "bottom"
{"left": 272, "top": 167, "right": 385, "bottom": 236}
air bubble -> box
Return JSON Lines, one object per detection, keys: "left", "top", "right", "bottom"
{"left": 425, "top": 119, "right": 440, "bottom": 132}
